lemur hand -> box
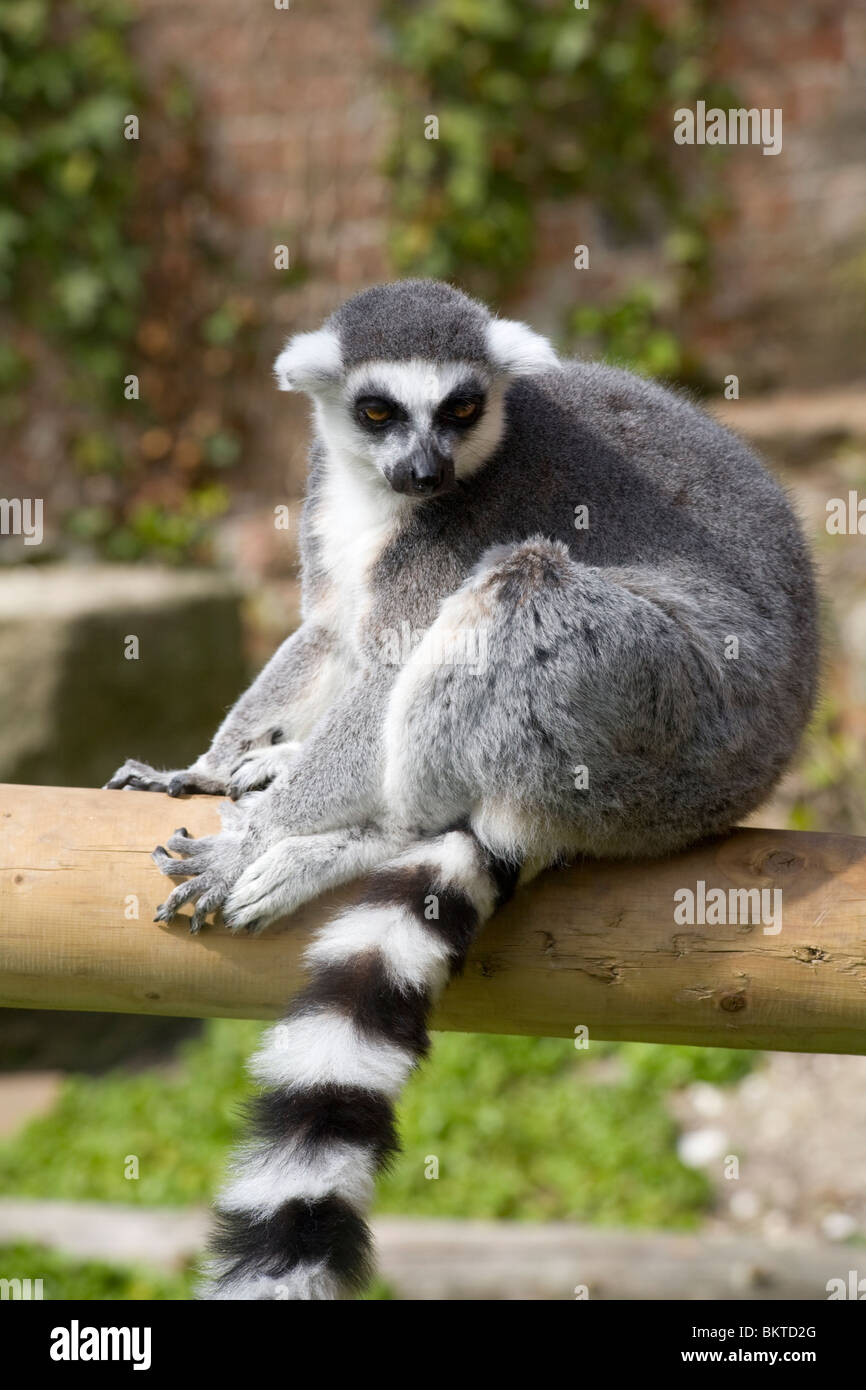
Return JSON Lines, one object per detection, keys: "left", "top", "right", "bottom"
{"left": 104, "top": 758, "right": 227, "bottom": 797}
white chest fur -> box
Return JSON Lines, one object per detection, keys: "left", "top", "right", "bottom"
{"left": 310, "top": 450, "right": 403, "bottom": 651}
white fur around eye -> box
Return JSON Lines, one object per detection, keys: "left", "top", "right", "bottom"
{"left": 486, "top": 317, "right": 560, "bottom": 377}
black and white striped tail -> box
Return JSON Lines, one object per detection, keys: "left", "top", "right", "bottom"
{"left": 200, "top": 828, "right": 520, "bottom": 1300}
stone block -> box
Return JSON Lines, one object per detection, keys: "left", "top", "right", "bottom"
{"left": 0, "top": 565, "right": 246, "bottom": 789}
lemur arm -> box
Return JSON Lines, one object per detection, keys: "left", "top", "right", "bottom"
{"left": 246, "top": 662, "right": 392, "bottom": 833}
{"left": 151, "top": 664, "right": 397, "bottom": 929}
{"left": 105, "top": 622, "right": 350, "bottom": 796}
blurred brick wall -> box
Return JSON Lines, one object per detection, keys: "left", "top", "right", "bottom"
{"left": 131, "top": 0, "right": 864, "bottom": 488}
{"left": 699, "top": 0, "right": 866, "bottom": 387}
{"left": 520, "top": 0, "right": 866, "bottom": 390}
{"left": 132, "top": 0, "right": 390, "bottom": 498}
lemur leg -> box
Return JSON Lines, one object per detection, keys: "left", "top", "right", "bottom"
{"left": 385, "top": 537, "right": 739, "bottom": 861}
{"left": 105, "top": 624, "right": 345, "bottom": 795}
{"left": 151, "top": 667, "right": 397, "bottom": 923}
{"left": 153, "top": 823, "right": 411, "bottom": 934}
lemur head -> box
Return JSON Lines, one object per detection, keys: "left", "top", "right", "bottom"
{"left": 274, "top": 279, "right": 559, "bottom": 499}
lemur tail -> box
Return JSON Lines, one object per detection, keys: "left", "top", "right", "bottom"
{"left": 200, "top": 827, "right": 521, "bottom": 1300}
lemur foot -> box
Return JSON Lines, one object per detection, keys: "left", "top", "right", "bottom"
{"left": 152, "top": 826, "right": 364, "bottom": 936}
{"left": 104, "top": 759, "right": 226, "bottom": 796}
{"left": 151, "top": 825, "right": 254, "bottom": 932}
{"left": 227, "top": 741, "right": 302, "bottom": 799}
{"left": 220, "top": 828, "right": 406, "bottom": 935}
{"left": 220, "top": 840, "right": 310, "bottom": 933}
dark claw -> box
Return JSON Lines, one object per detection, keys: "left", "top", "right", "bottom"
{"left": 167, "top": 775, "right": 188, "bottom": 798}
{"left": 243, "top": 918, "right": 262, "bottom": 935}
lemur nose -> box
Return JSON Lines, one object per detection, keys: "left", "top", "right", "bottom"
{"left": 410, "top": 468, "right": 442, "bottom": 494}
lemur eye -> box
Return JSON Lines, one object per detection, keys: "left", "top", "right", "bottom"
{"left": 355, "top": 396, "right": 397, "bottom": 428}
{"left": 440, "top": 395, "right": 483, "bottom": 426}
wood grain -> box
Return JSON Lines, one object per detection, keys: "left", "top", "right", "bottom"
{"left": 1, "top": 783, "right": 865, "bottom": 1052}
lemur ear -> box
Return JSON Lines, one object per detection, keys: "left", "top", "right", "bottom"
{"left": 273, "top": 328, "right": 343, "bottom": 393}
{"left": 486, "top": 317, "right": 560, "bottom": 377}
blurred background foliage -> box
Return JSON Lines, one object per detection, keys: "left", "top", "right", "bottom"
{"left": 385, "top": 0, "right": 731, "bottom": 382}
{"left": 0, "top": 0, "right": 143, "bottom": 401}
{"left": 0, "top": 0, "right": 257, "bottom": 562}
{"left": 0, "top": 0, "right": 734, "bottom": 566}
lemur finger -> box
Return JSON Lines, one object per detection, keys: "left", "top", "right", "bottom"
{"left": 228, "top": 748, "right": 300, "bottom": 800}
{"left": 165, "top": 826, "right": 201, "bottom": 854}
{"left": 165, "top": 828, "right": 221, "bottom": 857}
{"left": 105, "top": 760, "right": 168, "bottom": 791}
{"left": 154, "top": 875, "right": 207, "bottom": 923}
{"left": 189, "top": 905, "right": 208, "bottom": 935}
{"left": 228, "top": 774, "right": 275, "bottom": 801}
{"left": 220, "top": 901, "right": 264, "bottom": 932}
{"left": 151, "top": 845, "right": 194, "bottom": 878}
{"left": 104, "top": 760, "right": 144, "bottom": 788}
{"left": 167, "top": 774, "right": 194, "bottom": 798}
{"left": 108, "top": 773, "right": 157, "bottom": 791}
{"left": 187, "top": 887, "right": 228, "bottom": 935}
{"left": 167, "top": 772, "right": 227, "bottom": 798}
{"left": 223, "top": 904, "right": 268, "bottom": 934}
{"left": 227, "top": 758, "right": 259, "bottom": 799}
{"left": 222, "top": 874, "right": 281, "bottom": 933}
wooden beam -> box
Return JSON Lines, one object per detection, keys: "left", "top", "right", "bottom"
{"left": 0, "top": 1200, "right": 846, "bottom": 1300}
{"left": 1, "top": 783, "right": 865, "bottom": 1053}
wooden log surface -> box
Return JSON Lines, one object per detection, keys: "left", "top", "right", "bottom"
{"left": 1, "top": 783, "right": 865, "bottom": 1053}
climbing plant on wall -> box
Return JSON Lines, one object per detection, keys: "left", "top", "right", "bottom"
{"left": 383, "top": 0, "right": 731, "bottom": 378}
{"left": 0, "top": 0, "right": 257, "bottom": 561}
{"left": 0, "top": 0, "right": 142, "bottom": 402}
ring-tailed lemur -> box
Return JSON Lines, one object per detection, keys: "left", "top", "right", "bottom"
{"left": 106, "top": 278, "right": 819, "bottom": 1299}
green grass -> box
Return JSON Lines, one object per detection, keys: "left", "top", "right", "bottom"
{"left": 0, "top": 1241, "right": 192, "bottom": 1301}
{"left": 0, "top": 1020, "right": 263, "bottom": 1207}
{"left": 0, "top": 1020, "right": 753, "bottom": 1229}
{"left": 0, "top": 1241, "right": 394, "bottom": 1301}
